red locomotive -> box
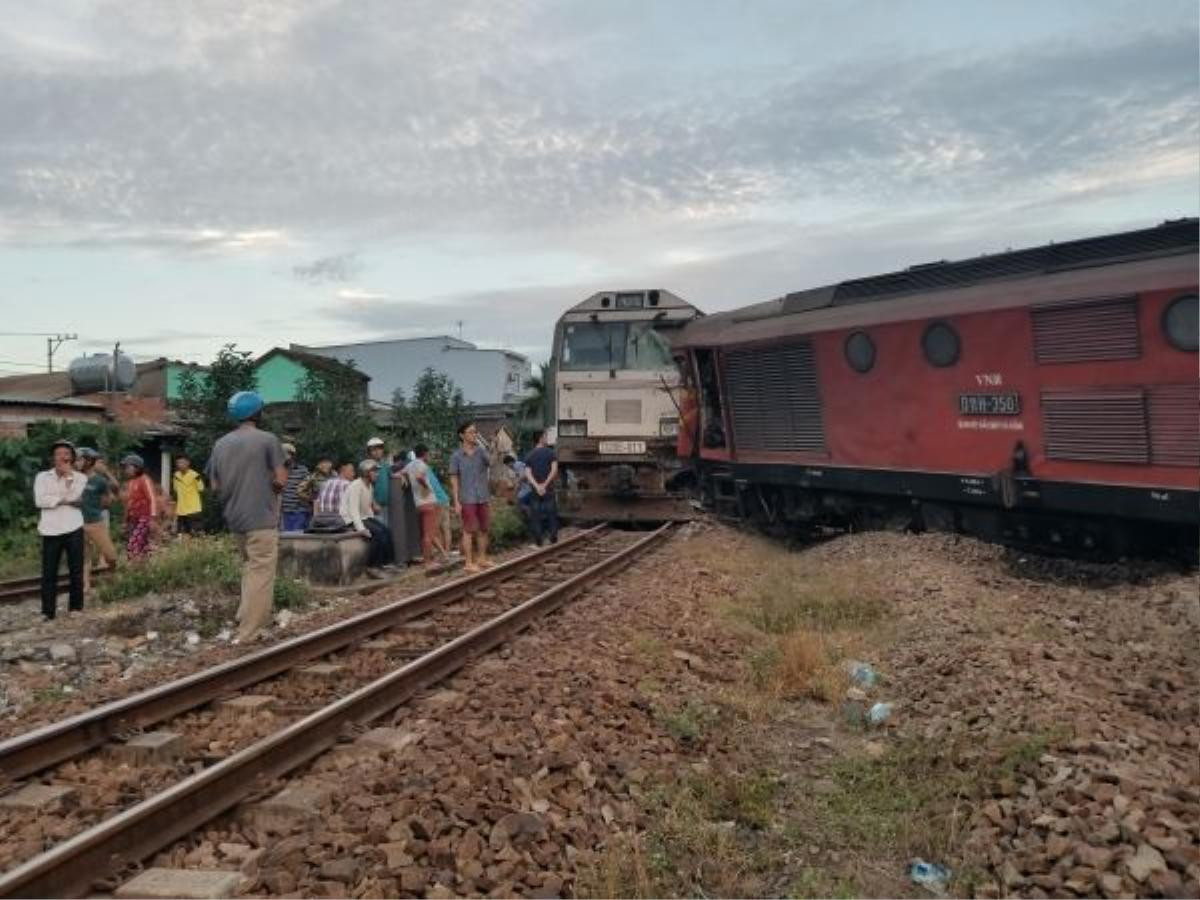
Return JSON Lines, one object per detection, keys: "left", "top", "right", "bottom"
{"left": 672, "top": 218, "right": 1199, "bottom": 555}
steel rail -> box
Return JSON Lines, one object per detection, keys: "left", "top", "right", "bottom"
{"left": 0, "top": 523, "right": 672, "bottom": 899}
{"left": 0, "top": 525, "right": 607, "bottom": 782}
{"left": 0, "top": 569, "right": 114, "bottom": 604}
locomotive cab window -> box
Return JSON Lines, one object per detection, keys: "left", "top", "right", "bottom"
{"left": 844, "top": 331, "right": 876, "bottom": 373}
{"left": 562, "top": 321, "right": 678, "bottom": 370}
{"left": 1163, "top": 294, "right": 1198, "bottom": 351}
{"left": 922, "top": 321, "right": 960, "bottom": 367}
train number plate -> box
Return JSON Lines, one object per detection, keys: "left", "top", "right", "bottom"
{"left": 598, "top": 440, "right": 647, "bottom": 454}
{"left": 959, "top": 393, "right": 1021, "bottom": 416}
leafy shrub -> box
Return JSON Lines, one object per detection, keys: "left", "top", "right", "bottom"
{"left": 488, "top": 501, "right": 529, "bottom": 550}
{"left": 0, "top": 521, "right": 41, "bottom": 579}
{"left": 94, "top": 534, "right": 311, "bottom": 611}
{"left": 97, "top": 535, "right": 240, "bottom": 603}
{"left": 273, "top": 575, "right": 311, "bottom": 609}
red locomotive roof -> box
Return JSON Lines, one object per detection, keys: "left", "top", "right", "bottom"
{"left": 676, "top": 219, "right": 1198, "bottom": 350}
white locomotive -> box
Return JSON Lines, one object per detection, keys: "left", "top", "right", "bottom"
{"left": 547, "top": 289, "right": 703, "bottom": 521}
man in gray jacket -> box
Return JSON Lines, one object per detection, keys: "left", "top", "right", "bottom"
{"left": 206, "top": 391, "right": 287, "bottom": 643}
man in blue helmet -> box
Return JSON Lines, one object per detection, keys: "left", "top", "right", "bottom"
{"left": 206, "top": 390, "right": 287, "bottom": 643}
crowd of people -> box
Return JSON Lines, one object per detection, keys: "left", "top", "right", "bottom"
{"left": 33, "top": 390, "right": 560, "bottom": 642}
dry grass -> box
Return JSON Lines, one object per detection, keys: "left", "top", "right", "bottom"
{"left": 712, "top": 537, "right": 886, "bottom": 709}
{"left": 577, "top": 771, "right": 779, "bottom": 899}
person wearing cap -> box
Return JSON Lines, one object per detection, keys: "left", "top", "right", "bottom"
{"left": 344, "top": 458, "right": 395, "bottom": 578}
{"left": 33, "top": 440, "right": 87, "bottom": 620}
{"left": 279, "top": 443, "right": 311, "bottom": 533}
{"left": 366, "top": 437, "right": 390, "bottom": 521}
{"left": 120, "top": 453, "right": 158, "bottom": 560}
{"left": 171, "top": 454, "right": 205, "bottom": 536}
{"left": 77, "top": 448, "right": 118, "bottom": 593}
{"left": 206, "top": 390, "right": 288, "bottom": 643}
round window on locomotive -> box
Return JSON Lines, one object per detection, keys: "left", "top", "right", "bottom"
{"left": 1163, "top": 294, "right": 1198, "bottom": 351}
{"left": 844, "top": 331, "right": 876, "bottom": 373}
{"left": 921, "top": 321, "right": 960, "bottom": 367}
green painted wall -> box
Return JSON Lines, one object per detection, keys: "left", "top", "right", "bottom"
{"left": 166, "top": 363, "right": 208, "bottom": 402}
{"left": 255, "top": 355, "right": 308, "bottom": 404}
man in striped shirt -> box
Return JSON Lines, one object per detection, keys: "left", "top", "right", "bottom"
{"left": 279, "top": 444, "right": 311, "bottom": 532}
{"left": 309, "top": 462, "right": 354, "bottom": 531}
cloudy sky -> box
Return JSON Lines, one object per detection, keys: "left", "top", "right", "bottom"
{"left": 0, "top": 0, "right": 1196, "bottom": 374}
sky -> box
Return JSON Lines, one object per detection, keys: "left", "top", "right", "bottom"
{"left": 0, "top": 0, "right": 1196, "bottom": 375}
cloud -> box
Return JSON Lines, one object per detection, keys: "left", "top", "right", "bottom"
{"left": 293, "top": 252, "right": 361, "bottom": 284}
{"left": 0, "top": 4, "right": 1193, "bottom": 249}
{"left": 336, "top": 287, "right": 391, "bottom": 302}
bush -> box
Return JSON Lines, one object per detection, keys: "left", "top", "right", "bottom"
{"left": 273, "top": 575, "right": 311, "bottom": 609}
{"left": 95, "top": 533, "right": 312, "bottom": 611}
{"left": 97, "top": 535, "right": 240, "bottom": 603}
{"left": 0, "top": 522, "right": 41, "bottom": 580}
{"left": 488, "top": 501, "right": 528, "bottom": 550}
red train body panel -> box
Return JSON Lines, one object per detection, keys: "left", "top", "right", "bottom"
{"left": 673, "top": 220, "right": 1198, "bottom": 549}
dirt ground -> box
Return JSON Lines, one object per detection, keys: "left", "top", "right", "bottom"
{"left": 4, "top": 519, "right": 1197, "bottom": 898}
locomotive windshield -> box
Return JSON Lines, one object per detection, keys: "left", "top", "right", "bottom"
{"left": 561, "top": 321, "right": 676, "bottom": 371}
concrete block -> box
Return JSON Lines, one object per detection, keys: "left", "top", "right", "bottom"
{"left": 278, "top": 531, "right": 368, "bottom": 585}
{"left": 0, "top": 783, "right": 77, "bottom": 812}
{"left": 243, "top": 784, "right": 332, "bottom": 833}
{"left": 297, "top": 663, "right": 345, "bottom": 681}
{"left": 107, "top": 731, "right": 185, "bottom": 765}
{"left": 355, "top": 727, "right": 424, "bottom": 754}
{"left": 361, "top": 637, "right": 401, "bottom": 650}
{"left": 116, "top": 868, "right": 244, "bottom": 899}
{"left": 217, "top": 694, "right": 276, "bottom": 716}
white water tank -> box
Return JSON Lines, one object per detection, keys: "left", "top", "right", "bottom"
{"left": 68, "top": 352, "right": 136, "bottom": 394}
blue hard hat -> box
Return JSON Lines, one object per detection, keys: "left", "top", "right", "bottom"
{"left": 120, "top": 453, "right": 145, "bottom": 470}
{"left": 227, "top": 390, "right": 265, "bottom": 421}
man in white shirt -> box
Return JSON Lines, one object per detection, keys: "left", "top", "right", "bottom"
{"left": 33, "top": 439, "right": 87, "bottom": 620}
{"left": 343, "top": 460, "right": 395, "bottom": 578}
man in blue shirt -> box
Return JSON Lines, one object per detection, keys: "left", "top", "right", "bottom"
{"left": 523, "top": 430, "right": 559, "bottom": 545}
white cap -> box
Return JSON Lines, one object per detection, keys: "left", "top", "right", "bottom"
{"left": 366, "top": 437, "right": 385, "bottom": 448}
{"left": 359, "top": 459, "right": 379, "bottom": 474}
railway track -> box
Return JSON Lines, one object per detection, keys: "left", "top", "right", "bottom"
{"left": 0, "top": 522, "right": 672, "bottom": 898}
{"left": 0, "top": 569, "right": 114, "bottom": 604}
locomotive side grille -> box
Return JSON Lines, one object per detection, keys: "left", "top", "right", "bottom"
{"left": 1041, "top": 389, "right": 1149, "bottom": 464}
{"left": 1031, "top": 296, "right": 1140, "bottom": 363}
{"left": 724, "top": 343, "right": 826, "bottom": 453}
{"left": 1148, "top": 383, "right": 1200, "bottom": 467}
{"left": 605, "top": 398, "right": 642, "bottom": 425}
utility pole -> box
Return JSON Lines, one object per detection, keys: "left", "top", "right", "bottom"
{"left": 456, "top": 320, "right": 464, "bottom": 341}
{"left": 46, "top": 333, "right": 78, "bottom": 372}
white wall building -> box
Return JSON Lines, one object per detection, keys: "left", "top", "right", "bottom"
{"left": 299, "top": 336, "right": 531, "bottom": 407}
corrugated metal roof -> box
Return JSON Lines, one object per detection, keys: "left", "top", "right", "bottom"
{"left": 0, "top": 395, "right": 106, "bottom": 409}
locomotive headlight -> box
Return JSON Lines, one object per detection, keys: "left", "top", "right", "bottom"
{"left": 659, "top": 417, "right": 679, "bottom": 437}
{"left": 558, "top": 419, "right": 588, "bottom": 437}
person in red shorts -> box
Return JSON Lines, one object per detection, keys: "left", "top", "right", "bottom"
{"left": 403, "top": 444, "right": 441, "bottom": 573}
{"left": 449, "top": 420, "right": 492, "bottom": 573}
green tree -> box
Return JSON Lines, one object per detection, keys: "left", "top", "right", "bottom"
{"left": 517, "top": 362, "right": 548, "bottom": 426}
{"left": 514, "top": 361, "right": 549, "bottom": 453}
{"left": 176, "top": 344, "right": 260, "bottom": 467}
{"left": 391, "top": 368, "right": 467, "bottom": 466}
{"left": 293, "top": 362, "right": 377, "bottom": 465}
{"left": 0, "top": 421, "right": 136, "bottom": 532}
